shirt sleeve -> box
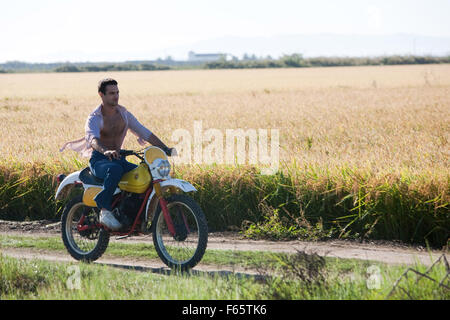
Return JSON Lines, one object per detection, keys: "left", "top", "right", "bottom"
{"left": 127, "top": 110, "right": 153, "bottom": 143}
{"left": 85, "top": 113, "right": 101, "bottom": 146}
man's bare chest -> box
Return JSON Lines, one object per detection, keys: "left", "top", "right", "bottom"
{"left": 100, "top": 112, "right": 126, "bottom": 138}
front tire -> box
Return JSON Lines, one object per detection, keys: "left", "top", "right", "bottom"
{"left": 61, "top": 195, "right": 110, "bottom": 262}
{"left": 152, "top": 194, "right": 208, "bottom": 271}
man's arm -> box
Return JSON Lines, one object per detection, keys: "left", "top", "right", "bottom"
{"left": 147, "top": 133, "right": 172, "bottom": 155}
{"left": 126, "top": 110, "right": 173, "bottom": 155}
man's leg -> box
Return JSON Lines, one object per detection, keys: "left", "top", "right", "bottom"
{"left": 118, "top": 157, "right": 138, "bottom": 175}
{"left": 89, "top": 159, "right": 124, "bottom": 230}
{"left": 91, "top": 160, "right": 124, "bottom": 211}
{"left": 91, "top": 157, "right": 139, "bottom": 230}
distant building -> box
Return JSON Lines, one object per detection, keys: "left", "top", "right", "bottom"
{"left": 188, "top": 51, "right": 226, "bottom": 62}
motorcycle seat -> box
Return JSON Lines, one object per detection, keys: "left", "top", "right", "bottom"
{"left": 79, "top": 167, "right": 104, "bottom": 186}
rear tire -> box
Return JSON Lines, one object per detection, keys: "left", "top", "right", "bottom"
{"left": 61, "top": 195, "right": 110, "bottom": 262}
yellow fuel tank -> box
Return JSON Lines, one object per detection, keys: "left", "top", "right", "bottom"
{"left": 118, "top": 163, "right": 151, "bottom": 193}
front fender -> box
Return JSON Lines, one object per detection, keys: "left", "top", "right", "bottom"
{"left": 55, "top": 171, "right": 81, "bottom": 200}
{"left": 160, "top": 178, "right": 197, "bottom": 193}
{"left": 143, "top": 179, "right": 197, "bottom": 227}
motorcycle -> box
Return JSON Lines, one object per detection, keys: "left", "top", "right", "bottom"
{"left": 55, "top": 146, "right": 208, "bottom": 271}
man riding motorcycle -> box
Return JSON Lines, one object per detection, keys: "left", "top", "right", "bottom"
{"left": 60, "top": 78, "right": 174, "bottom": 230}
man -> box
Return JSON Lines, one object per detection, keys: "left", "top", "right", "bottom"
{"left": 61, "top": 78, "right": 173, "bottom": 230}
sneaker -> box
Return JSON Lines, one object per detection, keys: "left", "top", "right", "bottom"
{"left": 100, "top": 208, "right": 122, "bottom": 231}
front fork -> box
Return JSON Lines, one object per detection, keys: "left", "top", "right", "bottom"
{"left": 153, "top": 180, "right": 176, "bottom": 236}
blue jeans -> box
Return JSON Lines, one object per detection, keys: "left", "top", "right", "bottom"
{"left": 89, "top": 150, "right": 137, "bottom": 211}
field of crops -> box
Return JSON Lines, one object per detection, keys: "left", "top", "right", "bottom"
{"left": 0, "top": 65, "right": 448, "bottom": 246}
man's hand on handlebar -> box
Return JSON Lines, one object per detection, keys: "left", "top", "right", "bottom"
{"left": 104, "top": 150, "right": 120, "bottom": 161}
{"left": 163, "top": 147, "right": 177, "bottom": 157}
{"left": 169, "top": 148, "right": 178, "bottom": 157}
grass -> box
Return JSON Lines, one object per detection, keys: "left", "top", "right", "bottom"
{"left": 0, "top": 66, "right": 449, "bottom": 246}
{"left": 1, "top": 235, "right": 448, "bottom": 299}
{"left": 1, "top": 254, "right": 261, "bottom": 299}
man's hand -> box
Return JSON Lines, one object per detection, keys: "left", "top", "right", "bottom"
{"left": 103, "top": 150, "right": 120, "bottom": 161}
{"left": 169, "top": 148, "right": 178, "bottom": 157}
{"left": 91, "top": 138, "right": 120, "bottom": 161}
{"left": 163, "top": 147, "right": 177, "bottom": 157}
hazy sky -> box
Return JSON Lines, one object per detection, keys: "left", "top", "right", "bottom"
{"left": 1, "top": 0, "right": 449, "bottom": 62}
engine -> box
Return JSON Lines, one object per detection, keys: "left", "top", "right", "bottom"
{"left": 116, "top": 192, "right": 145, "bottom": 227}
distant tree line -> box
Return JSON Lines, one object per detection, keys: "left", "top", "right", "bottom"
{"left": 1, "top": 54, "right": 450, "bottom": 73}
{"left": 204, "top": 54, "right": 450, "bottom": 69}
{"left": 54, "top": 63, "right": 170, "bottom": 72}
{"left": 0, "top": 60, "right": 62, "bottom": 73}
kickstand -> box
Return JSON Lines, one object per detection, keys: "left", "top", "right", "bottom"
{"left": 115, "top": 235, "right": 130, "bottom": 240}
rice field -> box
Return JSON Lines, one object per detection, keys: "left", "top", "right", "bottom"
{"left": 0, "top": 65, "right": 448, "bottom": 246}
{"left": 0, "top": 65, "right": 448, "bottom": 171}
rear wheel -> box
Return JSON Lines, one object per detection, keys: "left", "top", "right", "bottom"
{"left": 61, "top": 195, "right": 109, "bottom": 262}
{"left": 152, "top": 194, "right": 208, "bottom": 271}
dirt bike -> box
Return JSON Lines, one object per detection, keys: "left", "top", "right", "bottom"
{"left": 55, "top": 146, "right": 208, "bottom": 271}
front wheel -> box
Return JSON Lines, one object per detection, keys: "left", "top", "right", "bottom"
{"left": 61, "top": 195, "right": 110, "bottom": 262}
{"left": 152, "top": 194, "right": 208, "bottom": 271}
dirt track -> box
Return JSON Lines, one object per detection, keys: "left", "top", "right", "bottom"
{"left": 0, "top": 220, "right": 448, "bottom": 272}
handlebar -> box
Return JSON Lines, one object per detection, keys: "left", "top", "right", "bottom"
{"left": 119, "top": 149, "right": 136, "bottom": 157}
{"left": 119, "top": 147, "right": 176, "bottom": 159}
{"left": 119, "top": 149, "right": 144, "bottom": 161}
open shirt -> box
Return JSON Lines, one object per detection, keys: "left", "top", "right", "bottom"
{"left": 60, "top": 104, "right": 153, "bottom": 158}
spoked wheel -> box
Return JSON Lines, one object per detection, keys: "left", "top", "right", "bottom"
{"left": 61, "top": 195, "right": 109, "bottom": 262}
{"left": 152, "top": 194, "right": 208, "bottom": 271}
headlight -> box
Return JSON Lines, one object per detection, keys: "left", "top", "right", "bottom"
{"left": 155, "top": 159, "right": 171, "bottom": 178}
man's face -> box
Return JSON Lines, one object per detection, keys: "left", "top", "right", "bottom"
{"left": 100, "top": 84, "right": 119, "bottom": 106}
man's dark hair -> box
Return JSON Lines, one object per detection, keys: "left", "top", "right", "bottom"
{"left": 98, "top": 78, "right": 118, "bottom": 94}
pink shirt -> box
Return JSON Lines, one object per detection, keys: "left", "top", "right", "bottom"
{"left": 60, "top": 104, "right": 153, "bottom": 158}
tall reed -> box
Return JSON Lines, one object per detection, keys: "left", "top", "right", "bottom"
{"left": 1, "top": 160, "right": 446, "bottom": 247}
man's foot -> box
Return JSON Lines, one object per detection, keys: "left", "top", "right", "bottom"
{"left": 99, "top": 208, "right": 122, "bottom": 231}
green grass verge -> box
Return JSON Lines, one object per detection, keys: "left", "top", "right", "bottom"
{"left": 0, "top": 234, "right": 449, "bottom": 300}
